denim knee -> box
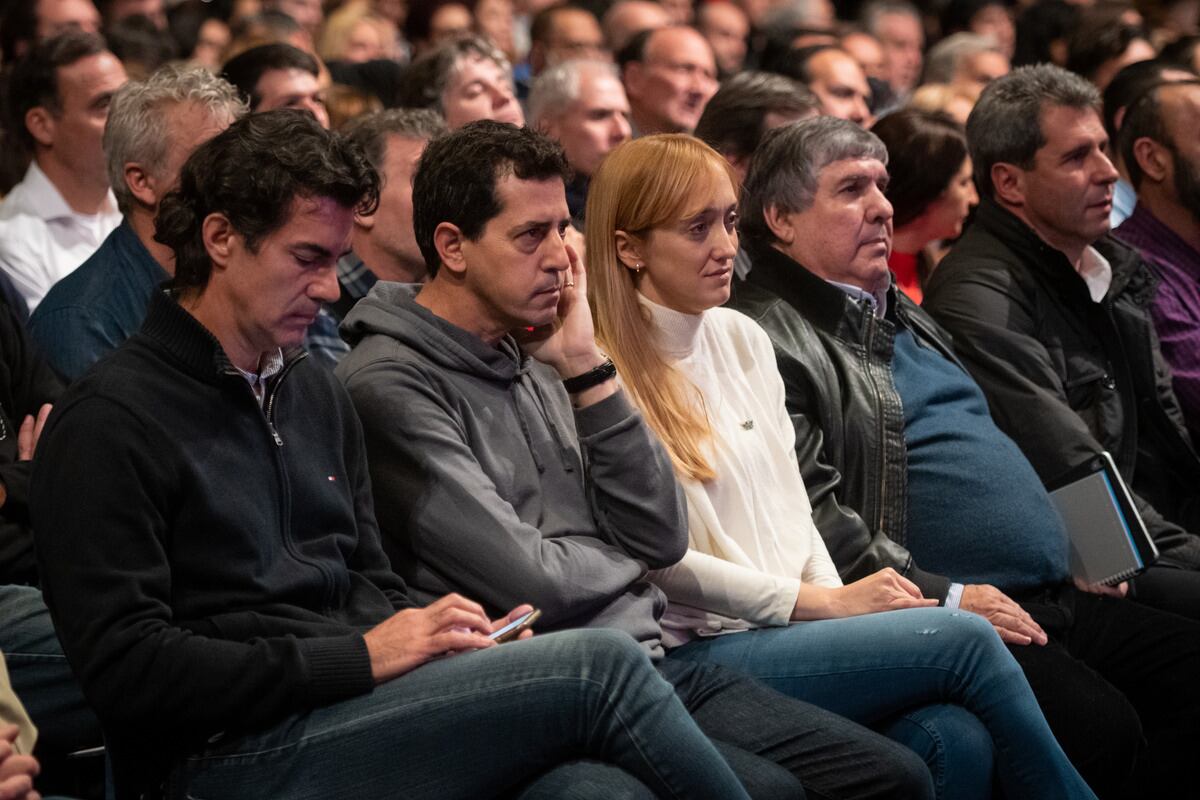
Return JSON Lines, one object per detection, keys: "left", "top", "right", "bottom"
{"left": 884, "top": 704, "right": 994, "bottom": 800}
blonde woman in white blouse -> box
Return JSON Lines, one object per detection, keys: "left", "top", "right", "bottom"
{"left": 586, "top": 134, "right": 1097, "bottom": 800}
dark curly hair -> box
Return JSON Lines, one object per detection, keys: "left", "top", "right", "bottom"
{"left": 412, "top": 120, "right": 569, "bottom": 277}
{"left": 154, "top": 109, "right": 380, "bottom": 293}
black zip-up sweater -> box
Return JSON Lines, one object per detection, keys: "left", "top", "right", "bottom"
{"left": 31, "top": 291, "right": 413, "bottom": 797}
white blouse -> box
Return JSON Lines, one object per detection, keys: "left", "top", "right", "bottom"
{"left": 636, "top": 296, "right": 842, "bottom": 647}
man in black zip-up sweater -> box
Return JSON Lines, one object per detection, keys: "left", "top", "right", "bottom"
{"left": 28, "top": 111, "right": 767, "bottom": 800}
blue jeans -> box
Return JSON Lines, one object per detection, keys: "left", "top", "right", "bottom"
{"left": 168, "top": 629, "right": 753, "bottom": 800}
{"left": 0, "top": 584, "right": 100, "bottom": 754}
{"left": 668, "top": 607, "right": 1097, "bottom": 800}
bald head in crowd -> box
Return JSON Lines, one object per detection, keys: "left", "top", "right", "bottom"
{"left": 603, "top": 0, "right": 670, "bottom": 51}
{"left": 801, "top": 46, "right": 874, "bottom": 127}
{"left": 620, "top": 24, "right": 718, "bottom": 134}
{"left": 529, "top": 4, "right": 607, "bottom": 76}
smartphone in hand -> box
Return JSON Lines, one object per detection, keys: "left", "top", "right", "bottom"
{"left": 489, "top": 609, "right": 541, "bottom": 643}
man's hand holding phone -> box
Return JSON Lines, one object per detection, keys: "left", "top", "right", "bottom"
{"left": 364, "top": 596, "right": 540, "bottom": 684}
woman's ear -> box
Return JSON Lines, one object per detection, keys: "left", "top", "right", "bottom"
{"left": 614, "top": 230, "right": 643, "bottom": 270}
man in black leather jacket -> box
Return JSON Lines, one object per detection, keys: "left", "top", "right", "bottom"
{"left": 729, "top": 115, "right": 1200, "bottom": 798}
{"left": 926, "top": 64, "right": 1200, "bottom": 621}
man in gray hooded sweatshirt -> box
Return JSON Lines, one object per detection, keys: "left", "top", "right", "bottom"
{"left": 337, "top": 119, "right": 935, "bottom": 800}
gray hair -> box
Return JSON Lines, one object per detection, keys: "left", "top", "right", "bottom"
{"left": 105, "top": 64, "right": 246, "bottom": 216}
{"left": 924, "top": 33, "right": 1001, "bottom": 85}
{"left": 966, "top": 63, "right": 1100, "bottom": 199}
{"left": 398, "top": 35, "right": 513, "bottom": 113}
{"left": 343, "top": 109, "right": 448, "bottom": 174}
{"left": 528, "top": 59, "right": 619, "bottom": 126}
{"left": 741, "top": 115, "right": 888, "bottom": 249}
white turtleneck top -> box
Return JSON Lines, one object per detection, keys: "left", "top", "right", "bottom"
{"left": 635, "top": 295, "right": 842, "bottom": 648}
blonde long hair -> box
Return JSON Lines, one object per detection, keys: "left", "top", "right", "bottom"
{"left": 586, "top": 135, "right": 738, "bottom": 482}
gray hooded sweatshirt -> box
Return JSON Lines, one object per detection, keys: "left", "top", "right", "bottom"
{"left": 336, "top": 282, "right": 687, "bottom": 657}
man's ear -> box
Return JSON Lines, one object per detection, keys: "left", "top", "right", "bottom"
{"left": 1132, "top": 137, "right": 1170, "bottom": 184}
{"left": 762, "top": 204, "right": 796, "bottom": 244}
{"left": 124, "top": 163, "right": 158, "bottom": 209}
{"left": 24, "top": 106, "right": 55, "bottom": 149}
{"left": 201, "top": 212, "right": 236, "bottom": 272}
{"left": 622, "top": 62, "right": 644, "bottom": 101}
{"left": 433, "top": 221, "right": 467, "bottom": 275}
{"left": 614, "top": 230, "right": 643, "bottom": 269}
{"left": 991, "top": 162, "right": 1025, "bottom": 207}
{"left": 354, "top": 208, "right": 376, "bottom": 231}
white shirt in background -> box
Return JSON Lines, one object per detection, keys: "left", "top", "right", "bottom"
{"left": 0, "top": 161, "right": 121, "bottom": 311}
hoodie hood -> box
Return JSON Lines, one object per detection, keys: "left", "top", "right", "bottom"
{"left": 340, "top": 281, "right": 525, "bottom": 385}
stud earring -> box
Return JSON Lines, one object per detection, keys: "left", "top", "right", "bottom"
{"left": 634, "top": 262, "right": 643, "bottom": 271}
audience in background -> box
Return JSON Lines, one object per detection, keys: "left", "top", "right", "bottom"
{"left": 220, "top": 42, "right": 330, "bottom": 127}
{"left": 696, "top": 1, "right": 750, "bottom": 77}
{"left": 403, "top": 0, "right": 474, "bottom": 58}
{"left": 526, "top": 4, "right": 607, "bottom": 76}
{"left": 922, "top": 32, "right": 1009, "bottom": 98}
{"left": 1100, "top": 59, "right": 1195, "bottom": 227}
{"left": 0, "top": 32, "right": 126, "bottom": 314}
{"left": 694, "top": 70, "right": 819, "bottom": 184}
{"left": 398, "top": 35, "right": 524, "bottom": 128}
{"left": 530, "top": 59, "right": 631, "bottom": 222}
{"left": 940, "top": 0, "right": 1016, "bottom": 59}
{"left": 29, "top": 64, "right": 245, "bottom": 381}
{"left": 873, "top": 109, "right": 977, "bottom": 303}
{"left": 336, "top": 108, "right": 447, "bottom": 313}
{"left": 602, "top": 0, "right": 670, "bottom": 51}
{"left": 619, "top": 25, "right": 719, "bottom": 134}
{"left": 861, "top": 0, "right": 924, "bottom": 97}
{"left": 1161, "top": 33, "right": 1200, "bottom": 72}
{"left": 1066, "top": 13, "right": 1156, "bottom": 90}
{"left": 96, "top": 0, "right": 166, "bottom": 31}
{"left": 1114, "top": 79, "right": 1200, "bottom": 448}
{"left": 167, "top": 0, "right": 232, "bottom": 71}
{"left": 841, "top": 28, "right": 885, "bottom": 78}
{"left": 0, "top": 0, "right": 102, "bottom": 65}
{"left": 784, "top": 45, "right": 875, "bottom": 126}
{"left": 1013, "top": 0, "right": 1078, "bottom": 67}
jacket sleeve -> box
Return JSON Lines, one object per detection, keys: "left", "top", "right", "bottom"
{"left": 32, "top": 396, "right": 375, "bottom": 739}
{"left": 773, "top": 338, "right": 954, "bottom": 602}
{"left": 345, "top": 360, "right": 686, "bottom": 628}
{"left": 573, "top": 383, "right": 690, "bottom": 568}
{"left": 924, "top": 270, "right": 1200, "bottom": 565}
{"left": 26, "top": 305, "right": 117, "bottom": 383}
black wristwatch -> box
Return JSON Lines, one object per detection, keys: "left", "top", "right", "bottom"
{"left": 562, "top": 358, "right": 617, "bottom": 393}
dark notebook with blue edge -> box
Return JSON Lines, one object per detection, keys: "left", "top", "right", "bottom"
{"left": 1046, "top": 452, "right": 1158, "bottom": 586}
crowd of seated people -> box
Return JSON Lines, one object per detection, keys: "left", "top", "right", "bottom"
{"left": 0, "top": 0, "right": 1198, "bottom": 798}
